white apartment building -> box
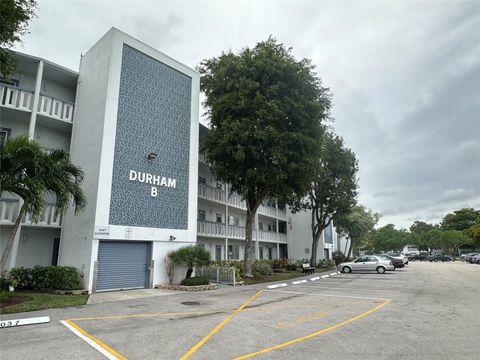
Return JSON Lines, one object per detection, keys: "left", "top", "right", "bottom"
{"left": 1, "top": 28, "right": 341, "bottom": 293}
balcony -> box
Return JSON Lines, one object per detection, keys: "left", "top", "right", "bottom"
{"left": 0, "top": 84, "right": 74, "bottom": 123}
{"left": 227, "top": 192, "right": 246, "bottom": 210}
{"left": 0, "top": 85, "right": 34, "bottom": 112}
{"left": 198, "top": 183, "right": 226, "bottom": 204}
{"left": 0, "top": 198, "right": 61, "bottom": 227}
{"left": 197, "top": 220, "right": 287, "bottom": 243}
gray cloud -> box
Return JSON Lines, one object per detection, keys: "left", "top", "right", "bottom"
{"left": 14, "top": 0, "right": 480, "bottom": 229}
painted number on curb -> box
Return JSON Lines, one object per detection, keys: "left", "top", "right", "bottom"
{"left": 0, "top": 320, "right": 20, "bottom": 328}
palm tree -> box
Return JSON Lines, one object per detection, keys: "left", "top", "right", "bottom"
{"left": 0, "top": 136, "right": 86, "bottom": 270}
{"left": 170, "top": 245, "right": 211, "bottom": 279}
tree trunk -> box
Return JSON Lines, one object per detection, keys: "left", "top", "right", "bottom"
{"left": 347, "top": 238, "right": 354, "bottom": 259}
{"left": 243, "top": 207, "right": 254, "bottom": 277}
{"left": 0, "top": 202, "right": 27, "bottom": 272}
{"left": 186, "top": 267, "right": 193, "bottom": 279}
{"left": 310, "top": 229, "right": 322, "bottom": 267}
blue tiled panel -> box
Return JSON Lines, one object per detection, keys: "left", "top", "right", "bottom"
{"left": 109, "top": 44, "right": 191, "bottom": 229}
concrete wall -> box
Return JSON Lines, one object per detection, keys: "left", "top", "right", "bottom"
{"left": 41, "top": 78, "right": 76, "bottom": 104}
{"left": 58, "top": 29, "right": 113, "bottom": 289}
{"left": 15, "top": 228, "right": 61, "bottom": 267}
{"left": 34, "top": 124, "right": 71, "bottom": 151}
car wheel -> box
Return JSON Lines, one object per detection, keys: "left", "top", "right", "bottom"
{"left": 434, "top": 259, "right": 438, "bottom": 262}
{"left": 376, "top": 266, "right": 386, "bottom": 274}
{"left": 392, "top": 267, "right": 396, "bottom": 271}
{"left": 342, "top": 266, "right": 351, "bottom": 273}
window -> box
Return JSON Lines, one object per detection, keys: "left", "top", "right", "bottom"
{"left": 355, "top": 256, "right": 367, "bottom": 263}
{"left": 215, "top": 245, "right": 222, "bottom": 261}
{"left": 199, "top": 177, "right": 206, "bottom": 184}
{"left": 259, "top": 247, "right": 264, "bottom": 259}
{"left": 258, "top": 222, "right": 263, "bottom": 231}
{"left": 0, "top": 128, "right": 11, "bottom": 147}
{"left": 268, "top": 224, "right": 272, "bottom": 232}
{"left": 228, "top": 244, "right": 239, "bottom": 260}
{"left": 216, "top": 213, "right": 222, "bottom": 223}
{"left": 324, "top": 249, "right": 330, "bottom": 260}
{"left": 198, "top": 210, "right": 206, "bottom": 221}
{"left": 324, "top": 223, "right": 333, "bottom": 244}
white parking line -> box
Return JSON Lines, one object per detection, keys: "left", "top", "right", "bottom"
{"left": 267, "top": 289, "right": 389, "bottom": 301}
{"left": 292, "top": 280, "right": 308, "bottom": 285}
{"left": 267, "top": 283, "right": 288, "bottom": 289}
{"left": 321, "top": 275, "right": 329, "bottom": 278}
{"left": 310, "top": 276, "right": 321, "bottom": 281}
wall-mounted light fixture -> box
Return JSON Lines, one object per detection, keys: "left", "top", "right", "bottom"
{"left": 147, "top": 152, "right": 158, "bottom": 161}
{"left": 169, "top": 235, "right": 176, "bottom": 241}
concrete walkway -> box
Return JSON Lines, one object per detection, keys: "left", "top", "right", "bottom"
{"left": 87, "top": 288, "right": 177, "bottom": 304}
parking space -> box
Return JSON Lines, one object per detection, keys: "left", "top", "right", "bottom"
{"left": 1, "top": 262, "right": 479, "bottom": 359}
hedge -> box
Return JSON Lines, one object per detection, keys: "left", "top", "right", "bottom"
{"left": 180, "top": 276, "right": 209, "bottom": 286}
{"left": 7, "top": 266, "right": 81, "bottom": 290}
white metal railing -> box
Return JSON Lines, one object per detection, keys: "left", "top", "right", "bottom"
{"left": 227, "top": 224, "right": 245, "bottom": 239}
{"left": 199, "top": 266, "right": 237, "bottom": 286}
{"left": 0, "top": 84, "right": 34, "bottom": 111}
{"left": 198, "top": 183, "right": 226, "bottom": 203}
{"left": 228, "top": 192, "right": 246, "bottom": 209}
{"left": 258, "top": 204, "right": 277, "bottom": 217}
{"left": 0, "top": 199, "right": 61, "bottom": 227}
{"left": 256, "top": 230, "right": 278, "bottom": 242}
{"left": 197, "top": 220, "right": 226, "bottom": 237}
{"left": 38, "top": 94, "right": 74, "bottom": 122}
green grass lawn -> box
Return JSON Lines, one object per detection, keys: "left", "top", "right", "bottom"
{"left": 0, "top": 291, "right": 88, "bottom": 315}
{"left": 242, "top": 267, "right": 336, "bottom": 285}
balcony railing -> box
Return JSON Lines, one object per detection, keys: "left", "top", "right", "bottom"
{"left": 38, "top": 94, "right": 74, "bottom": 122}
{"left": 0, "top": 198, "right": 61, "bottom": 227}
{"left": 228, "top": 192, "right": 246, "bottom": 209}
{"left": 197, "top": 220, "right": 287, "bottom": 242}
{"left": 0, "top": 84, "right": 74, "bottom": 123}
{"left": 198, "top": 183, "right": 226, "bottom": 203}
{"left": 0, "top": 85, "right": 34, "bottom": 111}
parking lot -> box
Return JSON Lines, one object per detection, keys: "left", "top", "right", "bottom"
{"left": 1, "top": 261, "right": 479, "bottom": 359}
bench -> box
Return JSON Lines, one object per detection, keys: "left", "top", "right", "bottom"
{"left": 301, "top": 263, "right": 315, "bottom": 274}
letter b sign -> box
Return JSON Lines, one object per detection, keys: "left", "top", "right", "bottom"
{"left": 151, "top": 186, "right": 158, "bottom": 197}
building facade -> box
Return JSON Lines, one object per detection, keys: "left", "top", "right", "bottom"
{"left": 1, "top": 28, "right": 341, "bottom": 293}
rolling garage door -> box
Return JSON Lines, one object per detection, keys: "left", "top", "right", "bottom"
{"left": 96, "top": 241, "right": 151, "bottom": 291}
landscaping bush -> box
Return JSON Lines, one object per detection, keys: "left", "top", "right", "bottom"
{"left": 7, "top": 266, "right": 80, "bottom": 290}
{"left": 285, "top": 263, "right": 298, "bottom": 271}
{"left": 252, "top": 260, "right": 273, "bottom": 276}
{"left": 316, "top": 259, "right": 335, "bottom": 269}
{"left": 179, "top": 276, "right": 209, "bottom": 286}
{"left": 0, "top": 273, "right": 11, "bottom": 291}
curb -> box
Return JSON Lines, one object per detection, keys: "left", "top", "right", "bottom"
{"left": 266, "top": 271, "right": 340, "bottom": 290}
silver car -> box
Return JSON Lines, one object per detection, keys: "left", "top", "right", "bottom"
{"left": 338, "top": 255, "right": 394, "bottom": 274}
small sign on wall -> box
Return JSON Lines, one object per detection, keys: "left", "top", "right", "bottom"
{"left": 93, "top": 226, "right": 110, "bottom": 239}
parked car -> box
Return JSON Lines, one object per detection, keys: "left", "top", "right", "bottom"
{"left": 389, "top": 253, "right": 409, "bottom": 265}
{"left": 338, "top": 255, "right": 394, "bottom": 274}
{"left": 428, "top": 255, "right": 451, "bottom": 262}
{"left": 408, "top": 254, "right": 428, "bottom": 261}
{"left": 465, "top": 253, "right": 480, "bottom": 263}
{"left": 375, "top": 254, "right": 405, "bottom": 269}
{"left": 469, "top": 254, "right": 480, "bottom": 264}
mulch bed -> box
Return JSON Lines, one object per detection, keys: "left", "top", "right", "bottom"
{"left": 0, "top": 295, "right": 31, "bottom": 308}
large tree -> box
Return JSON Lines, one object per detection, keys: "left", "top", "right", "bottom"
{"left": 290, "top": 130, "right": 358, "bottom": 266}
{"left": 441, "top": 230, "right": 472, "bottom": 256}
{"left": 199, "top": 38, "right": 330, "bottom": 276}
{"left": 0, "top": 136, "right": 86, "bottom": 270}
{"left": 0, "top": 0, "right": 37, "bottom": 77}
{"left": 335, "top": 204, "right": 379, "bottom": 259}
{"left": 440, "top": 208, "right": 480, "bottom": 231}
{"left": 464, "top": 223, "right": 480, "bottom": 249}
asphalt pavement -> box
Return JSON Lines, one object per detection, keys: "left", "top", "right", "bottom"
{"left": 1, "top": 261, "right": 479, "bottom": 359}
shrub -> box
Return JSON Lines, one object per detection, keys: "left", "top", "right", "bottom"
{"left": 180, "top": 276, "right": 209, "bottom": 286}
{"left": 0, "top": 273, "right": 11, "bottom": 291}
{"left": 285, "top": 263, "right": 298, "bottom": 271}
{"left": 170, "top": 245, "right": 211, "bottom": 279}
{"left": 316, "top": 259, "right": 335, "bottom": 269}
{"left": 7, "top": 266, "right": 80, "bottom": 290}
{"left": 252, "top": 260, "right": 273, "bottom": 276}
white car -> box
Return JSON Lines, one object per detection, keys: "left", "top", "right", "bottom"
{"left": 338, "top": 255, "right": 395, "bottom": 274}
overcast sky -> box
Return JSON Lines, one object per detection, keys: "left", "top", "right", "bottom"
{"left": 14, "top": 0, "right": 480, "bottom": 229}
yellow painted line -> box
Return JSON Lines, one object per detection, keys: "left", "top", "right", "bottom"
{"left": 233, "top": 298, "right": 391, "bottom": 359}
{"left": 65, "top": 319, "right": 128, "bottom": 360}
{"left": 179, "top": 290, "right": 263, "bottom": 360}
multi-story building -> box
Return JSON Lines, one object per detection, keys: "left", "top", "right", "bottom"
{"left": 1, "top": 28, "right": 342, "bottom": 293}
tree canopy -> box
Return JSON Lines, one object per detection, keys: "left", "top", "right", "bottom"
{"left": 170, "top": 245, "right": 211, "bottom": 279}
{"left": 290, "top": 130, "right": 358, "bottom": 265}
{"left": 198, "top": 37, "right": 331, "bottom": 275}
{"left": 440, "top": 208, "right": 480, "bottom": 231}
{"left": 335, "top": 204, "right": 379, "bottom": 258}
{"left": 0, "top": 0, "right": 37, "bottom": 77}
